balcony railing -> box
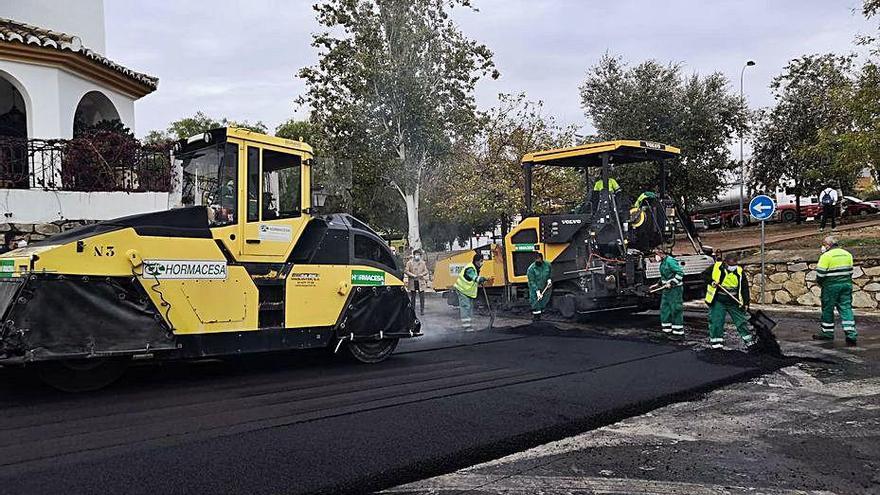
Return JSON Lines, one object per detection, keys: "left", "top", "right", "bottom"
{"left": 0, "top": 136, "right": 174, "bottom": 193}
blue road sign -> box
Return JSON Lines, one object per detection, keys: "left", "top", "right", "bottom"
{"left": 749, "top": 195, "right": 776, "bottom": 221}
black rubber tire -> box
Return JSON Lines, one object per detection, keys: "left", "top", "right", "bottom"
{"left": 347, "top": 339, "right": 399, "bottom": 364}
{"left": 36, "top": 358, "right": 128, "bottom": 393}
{"left": 782, "top": 210, "right": 796, "bottom": 222}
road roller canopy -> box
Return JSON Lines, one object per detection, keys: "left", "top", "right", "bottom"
{"left": 521, "top": 140, "right": 680, "bottom": 168}
{"left": 172, "top": 127, "right": 314, "bottom": 228}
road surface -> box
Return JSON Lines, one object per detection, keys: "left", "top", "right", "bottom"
{"left": 0, "top": 300, "right": 785, "bottom": 494}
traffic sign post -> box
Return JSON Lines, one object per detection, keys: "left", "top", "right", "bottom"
{"left": 749, "top": 195, "right": 777, "bottom": 303}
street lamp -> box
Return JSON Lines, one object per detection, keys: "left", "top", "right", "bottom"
{"left": 738, "top": 60, "right": 756, "bottom": 228}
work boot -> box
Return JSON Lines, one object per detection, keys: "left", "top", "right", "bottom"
{"left": 812, "top": 333, "right": 834, "bottom": 341}
{"left": 532, "top": 312, "right": 542, "bottom": 322}
{"left": 845, "top": 337, "right": 858, "bottom": 346}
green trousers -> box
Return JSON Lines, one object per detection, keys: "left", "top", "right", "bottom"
{"left": 820, "top": 281, "right": 857, "bottom": 339}
{"left": 457, "top": 290, "right": 475, "bottom": 330}
{"left": 708, "top": 295, "right": 753, "bottom": 345}
{"left": 529, "top": 286, "right": 551, "bottom": 314}
{"left": 660, "top": 286, "right": 684, "bottom": 335}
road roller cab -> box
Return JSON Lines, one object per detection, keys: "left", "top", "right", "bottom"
{"left": 0, "top": 127, "right": 420, "bottom": 390}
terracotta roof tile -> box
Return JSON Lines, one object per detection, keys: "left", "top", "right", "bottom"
{"left": 0, "top": 17, "right": 158, "bottom": 91}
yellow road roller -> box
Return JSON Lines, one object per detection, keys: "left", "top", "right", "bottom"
{"left": 0, "top": 127, "right": 420, "bottom": 391}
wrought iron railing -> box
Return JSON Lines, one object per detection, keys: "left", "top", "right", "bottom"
{"left": 0, "top": 136, "right": 174, "bottom": 193}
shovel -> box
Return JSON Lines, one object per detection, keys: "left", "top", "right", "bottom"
{"left": 714, "top": 283, "right": 781, "bottom": 356}
{"left": 481, "top": 286, "right": 495, "bottom": 331}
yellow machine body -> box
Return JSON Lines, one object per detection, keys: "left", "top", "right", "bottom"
{"left": 0, "top": 128, "right": 419, "bottom": 365}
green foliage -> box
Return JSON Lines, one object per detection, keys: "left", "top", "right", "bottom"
{"left": 275, "top": 119, "right": 324, "bottom": 149}
{"left": 298, "top": 0, "right": 498, "bottom": 246}
{"left": 146, "top": 112, "right": 268, "bottom": 142}
{"left": 579, "top": 55, "right": 746, "bottom": 207}
{"left": 430, "top": 93, "right": 581, "bottom": 237}
{"left": 750, "top": 54, "right": 863, "bottom": 196}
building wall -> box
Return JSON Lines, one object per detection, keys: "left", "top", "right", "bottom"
{"left": 0, "top": 60, "right": 136, "bottom": 138}
{"left": 0, "top": 189, "right": 169, "bottom": 224}
{"left": 0, "top": 0, "right": 106, "bottom": 54}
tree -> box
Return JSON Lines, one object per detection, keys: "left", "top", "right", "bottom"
{"left": 579, "top": 55, "right": 746, "bottom": 207}
{"left": 275, "top": 119, "right": 323, "bottom": 148}
{"left": 430, "top": 93, "right": 581, "bottom": 238}
{"left": 846, "top": 1, "right": 880, "bottom": 182}
{"left": 750, "top": 54, "right": 862, "bottom": 222}
{"left": 146, "top": 112, "right": 268, "bottom": 142}
{"left": 298, "top": 0, "right": 498, "bottom": 250}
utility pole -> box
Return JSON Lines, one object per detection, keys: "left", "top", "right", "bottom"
{"left": 738, "top": 60, "right": 756, "bottom": 228}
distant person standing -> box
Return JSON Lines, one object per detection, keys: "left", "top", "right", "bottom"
{"left": 526, "top": 252, "right": 552, "bottom": 321}
{"left": 819, "top": 185, "right": 839, "bottom": 231}
{"left": 813, "top": 236, "right": 857, "bottom": 346}
{"left": 405, "top": 249, "right": 429, "bottom": 315}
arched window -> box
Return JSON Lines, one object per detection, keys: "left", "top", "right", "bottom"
{"left": 73, "top": 91, "right": 120, "bottom": 136}
{"left": 0, "top": 74, "right": 28, "bottom": 188}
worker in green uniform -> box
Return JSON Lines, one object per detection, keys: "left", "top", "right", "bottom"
{"left": 453, "top": 253, "right": 491, "bottom": 331}
{"left": 813, "top": 236, "right": 857, "bottom": 345}
{"left": 704, "top": 252, "right": 753, "bottom": 350}
{"left": 633, "top": 191, "right": 657, "bottom": 209}
{"left": 527, "top": 252, "right": 553, "bottom": 321}
{"left": 651, "top": 248, "right": 684, "bottom": 336}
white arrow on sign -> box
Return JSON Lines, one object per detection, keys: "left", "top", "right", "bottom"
{"left": 753, "top": 203, "right": 771, "bottom": 212}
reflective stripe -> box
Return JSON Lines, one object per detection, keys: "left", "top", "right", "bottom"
{"left": 742, "top": 335, "right": 753, "bottom": 342}
{"left": 662, "top": 323, "right": 672, "bottom": 327}
{"left": 709, "top": 337, "right": 724, "bottom": 343}
{"left": 821, "top": 322, "right": 835, "bottom": 328}
{"left": 841, "top": 320, "right": 855, "bottom": 324}
{"left": 672, "top": 330, "right": 684, "bottom": 335}
{"left": 711, "top": 343, "right": 723, "bottom": 349}
{"left": 671, "top": 325, "right": 683, "bottom": 329}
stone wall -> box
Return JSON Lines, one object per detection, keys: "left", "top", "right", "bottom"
{"left": 743, "top": 248, "right": 880, "bottom": 310}
{"left": 0, "top": 220, "right": 96, "bottom": 246}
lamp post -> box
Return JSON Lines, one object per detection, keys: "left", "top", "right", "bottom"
{"left": 738, "top": 60, "right": 756, "bottom": 228}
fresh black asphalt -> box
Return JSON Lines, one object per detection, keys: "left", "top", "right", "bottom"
{"left": 0, "top": 322, "right": 779, "bottom": 494}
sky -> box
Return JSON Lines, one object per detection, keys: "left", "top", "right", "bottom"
{"left": 103, "top": 0, "right": 876, "bottom": 139}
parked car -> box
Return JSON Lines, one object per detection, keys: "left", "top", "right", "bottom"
{"left": 841, "top": 196, "right": 880, "bottom": 217}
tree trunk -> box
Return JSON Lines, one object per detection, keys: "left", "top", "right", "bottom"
{"left": 403, "top": 188, "right": 422, "bottom": 251}
{"left": 795, "top": 188, "right": 802, "bottom": 225}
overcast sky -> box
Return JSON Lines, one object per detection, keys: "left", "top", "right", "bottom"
{"left": 103, "top": 0, "right": 875, "bottom": 138}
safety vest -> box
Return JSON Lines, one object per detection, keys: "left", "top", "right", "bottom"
{"left": 593, "top": 178, "right": 620, "bottom": 192}
{"left": 705, "top": 262, "right": 744, "bottom": 304}
{"left": 816, "top": 247, "right": 853, "bottom": 283}
{"left": 454, "top": 262, "right": 479, "bottom": 299}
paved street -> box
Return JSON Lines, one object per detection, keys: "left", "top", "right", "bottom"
{"left": 387, "top": 301, "right": 880, "bottom": 495}
{"left": 0, "top": 297, "right": 795, "bottom": 495}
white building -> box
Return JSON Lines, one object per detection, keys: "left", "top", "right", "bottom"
{"left": 0, "top": 0, "right": 168, "bottom": 227}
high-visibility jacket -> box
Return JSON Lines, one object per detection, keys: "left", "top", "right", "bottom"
{"left": 705, "top": 262, "right": 746, "bottom": 305}
{"left": 593, "top": 177, "right": 620, "bottom": 192}
{"left": 816, "top": 247, "right": 853, "bottom": 285}
{"left": 454, "top": 262, "right": 479, "bottom": 299}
